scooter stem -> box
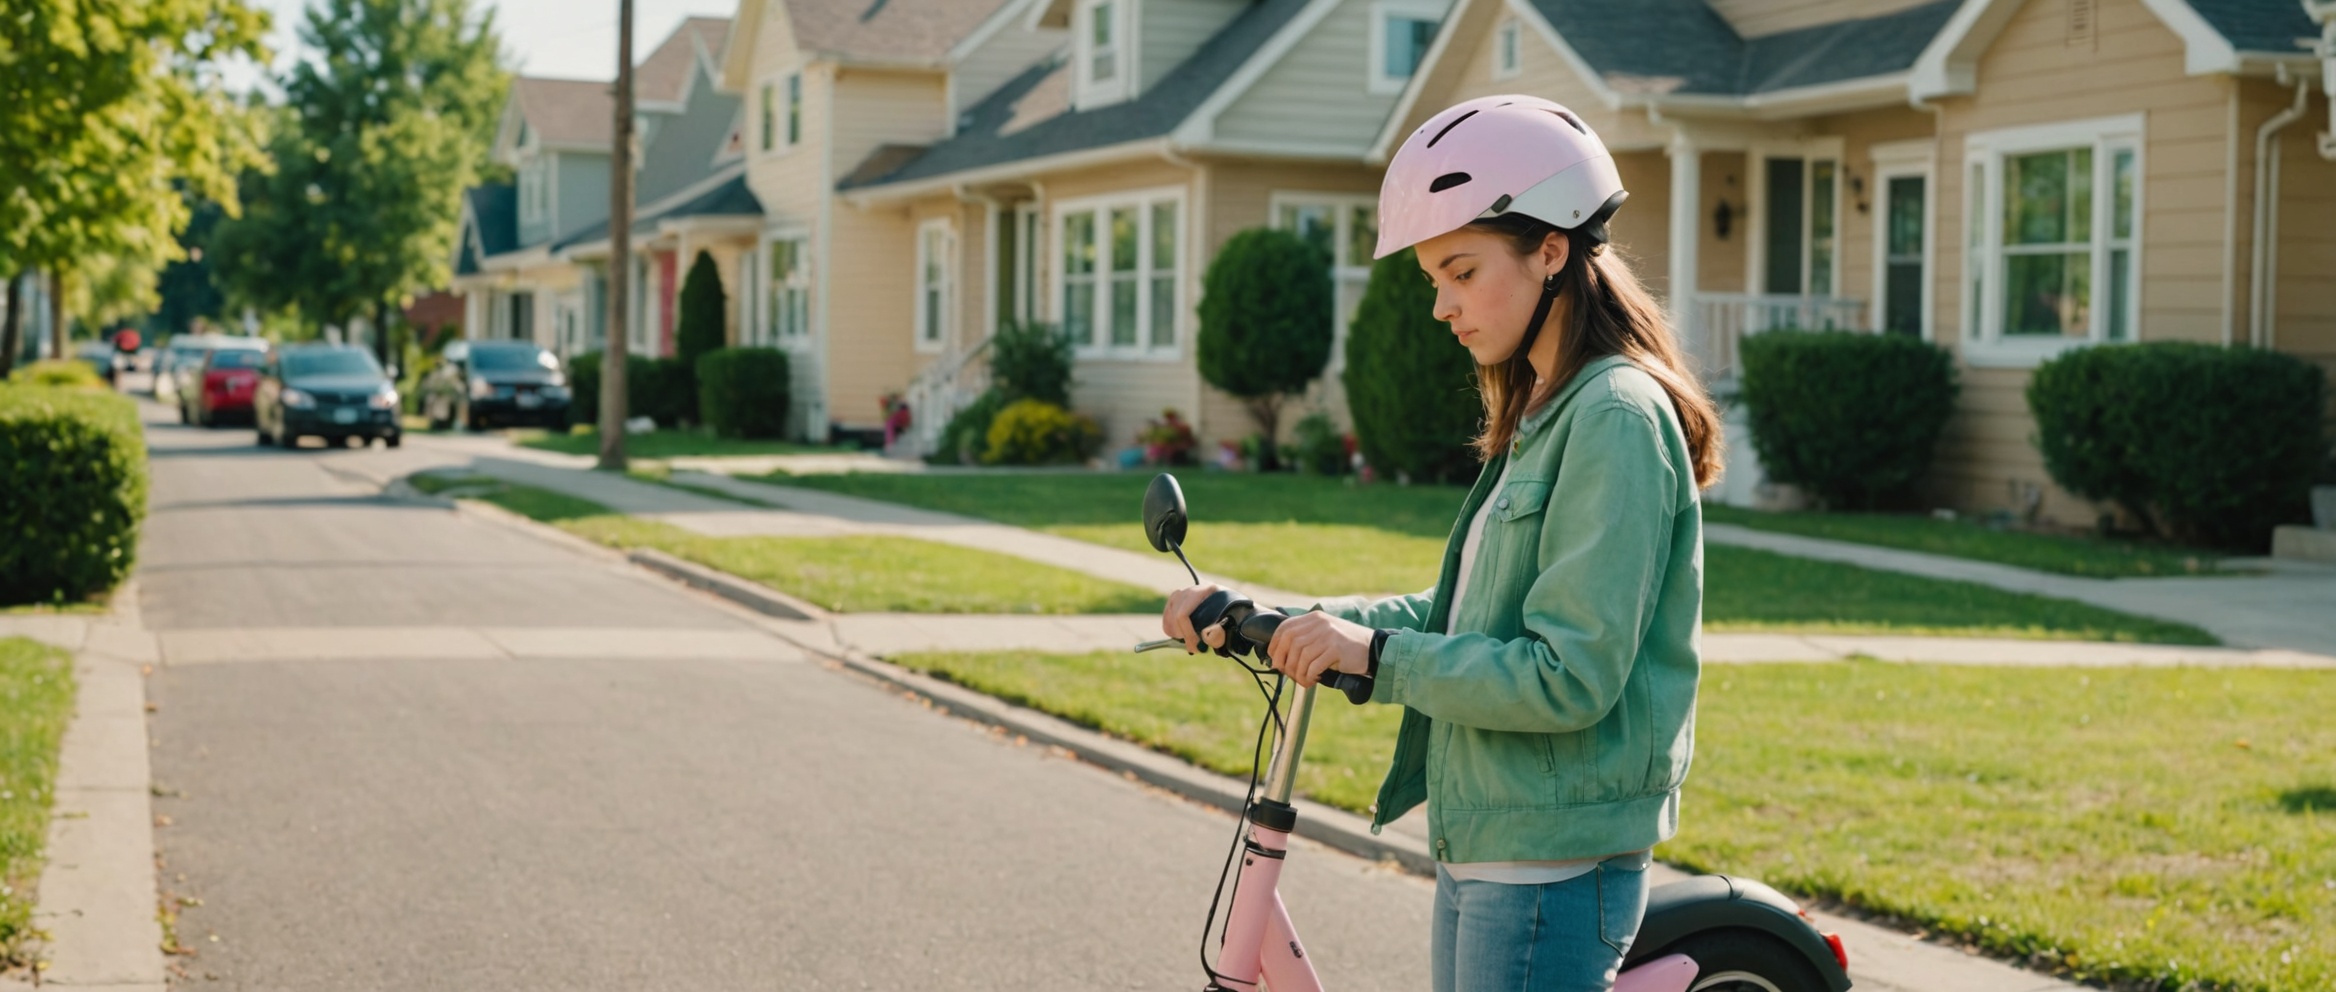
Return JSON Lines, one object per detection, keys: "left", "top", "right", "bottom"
{"left": 1260, "top": 682, "right": 1317, "bottom": 805}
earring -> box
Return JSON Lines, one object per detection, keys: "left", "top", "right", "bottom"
{"left": 1543, "top": 273, "right": 1561, "bottom": 293}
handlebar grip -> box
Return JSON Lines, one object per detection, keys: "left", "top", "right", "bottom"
{"left": 1322, "top": 672, "right": 1375, "bottom": 705}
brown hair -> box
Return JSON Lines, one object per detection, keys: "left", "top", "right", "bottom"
{"left": 1469, "top": 214, "right": 1724, "bottom": 490}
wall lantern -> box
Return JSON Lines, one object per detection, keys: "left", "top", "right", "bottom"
{"left": 1712, "top": 198, "right": 1734, "bottom": 240}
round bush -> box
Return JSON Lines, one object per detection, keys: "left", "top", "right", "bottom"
{"left": 982, "top": 398, "right": 1101, "bottom": 466}
{"left": 988, "top": 321, "right": 1073, "bottom": 408}
{"left": 697, "top": 348, "right": 792, "bottom": 439}
{"left": 7, "top": 360, "right": 105, "bottom": 389}
{"left": 2028, "top": 342, "right": 2325, "bottom": 548}
{"left": 1197, "top": 227, "right": 1333, "bottom": 467}
{"left": 1739, "top": 330, "right": 1958, "bottom": 510}
{"left": 1343, "top": 247, "right": 1481, "bottom": 484}
{"left": 0, "top": 386, "right": 149, "bottom": 605}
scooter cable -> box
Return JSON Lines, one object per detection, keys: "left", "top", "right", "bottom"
{"left": 1198, "top": 671, "right": 1285, "bottom": 990}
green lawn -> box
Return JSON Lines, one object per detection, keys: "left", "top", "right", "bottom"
{"left": 414, "top": 474, "right": 1162, "bottom": 614}
{"left": 1703, "top": 504, "right": 2227, "bottom": 578}
{"left": 0, "top": 637, "right": 76, "bottom": 965}
{"left": 744, "top": 471, "right": 2215, "bottom": 645}
{"left": 515, "top": 427, "right": 851, "bottom": 460}
{"left": 893, "top": 649, "right": 2336, "bottom": 992}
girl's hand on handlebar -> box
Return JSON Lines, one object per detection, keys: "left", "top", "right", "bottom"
{"left": 1265, "top": 612, "right": 1374, "bottom": 687}
{"left": 1162, "top": 584, "right": 1231, "bottom": 655}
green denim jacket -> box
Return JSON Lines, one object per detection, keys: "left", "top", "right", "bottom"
{"left": 1300, "top": 355, "right": 1702, "bottom": 863}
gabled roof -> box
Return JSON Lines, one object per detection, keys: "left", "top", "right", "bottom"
{"left": 638, "top": 16, "right": 732, "bottom": 106}
{"left": 839, "top": 0, "right": 1316, "bottom": 191}
{"left": 1525, "top": 0, "right": 1958, "bottom": 97}
{"left": 2182, "top": 0, "right": 2321, "bottom": 55}
{"left": 455, "top": 184, "right": 517, "bottom": 276}
{"left": 551, "top": 169, "right": 764, "bottom": 253}
{"left": 1914, "top": 0, "right": 2320, "bottom": 98}
{"left": 511, "top": 77, "right": 615, "bottom": 148}
{"left": 791, "top": 0, "right": 1017, "bottom": 64}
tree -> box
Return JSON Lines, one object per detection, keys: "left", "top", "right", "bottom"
{"left": 209, "top": 0, "right": 508, "bottom": 362}
{"left": 675, "top": 250, "right": 726, "bottom": 373}
{"left": 1344, "top": 247, "right": 1482, "bottom": 484}
{"left": 0, "top": 0, "right": 269, "bottom": 375}
{"left": 1195, "top": 228, "right": 1333, "bottom": 470}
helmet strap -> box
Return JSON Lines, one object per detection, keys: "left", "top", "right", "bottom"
{"left": 1513, "top": 272, "right": 1563, "bottom": 378}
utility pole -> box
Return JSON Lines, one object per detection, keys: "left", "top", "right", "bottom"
{"left": 597, "top": 0, "right": 634, "bottom": 471}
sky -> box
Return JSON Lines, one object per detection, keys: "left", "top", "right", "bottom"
{"left": 218, "top": 0, "right": 742, "bottom": 93}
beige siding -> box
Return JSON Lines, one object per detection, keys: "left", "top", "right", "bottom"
{"left": 1699, "top": 151, "right": 1750, "bottom": 294}
{"left": 1388, "top": 0, "right": 1668, "bottom": 155}
{"left": 746, "top": 65, "right": 827, "bottom": 227}
{"left": 1926, "top": 0, "right": 2235, "bottom": 523}
{"left": 1707, "top": 0, "right": 1941, "bottom": 38}
{"left": 830, "top": 69, "right": 949, "bottom": 183}
{"left": 827, "top": 201, "right": 919, "bottom": 432}
{"left": 1609, "top": 150, "right": 1672, "bottom": 302}
{"left": 2235, "top": 77, "right": 2336, "bottom": 385}
{"left": 1213, "top": 0, "right": 1448, "bottom": 151}
{"left": 1803, "top": 105, "right": 1936, "bottom": 326}
{"left": 1140, "top": 0, "right": 1248, "bottom": 94}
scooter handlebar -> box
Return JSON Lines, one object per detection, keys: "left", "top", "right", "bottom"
{"left": 1236, "top": 609, "right": 1374, "bottom": 706}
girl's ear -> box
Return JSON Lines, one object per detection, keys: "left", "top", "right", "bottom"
{"left": 1540, "top": 231, "right": 1570, "bottom": 280}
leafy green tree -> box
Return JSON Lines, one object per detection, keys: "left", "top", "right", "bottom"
{"left": 211, "top": 0, "right": 509, "bottom": 364}
{"left": 675, "top": 251, "right": 727, "bottom": 371}
{"left": 1344, "top": 247, "right": 1481, "bottom": 484}
{"left": 1196, "top": 227, "right": 1332, "bottom": 469}
{"left": 0, "top": 0, "right": 270, "bottom": 375}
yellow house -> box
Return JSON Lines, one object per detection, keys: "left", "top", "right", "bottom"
{"left": 1376, "top": 0, "right": 2333, "bottom": 521}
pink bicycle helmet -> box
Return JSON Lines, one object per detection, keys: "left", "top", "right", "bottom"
{"left": 1374, "top": 94, "right": 1628, "bottom": 260}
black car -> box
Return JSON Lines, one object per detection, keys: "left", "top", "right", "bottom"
{"left": 255, "top": 345, "right": 402, "bottom": 449}
{"left": 420, "top": 340, "right": 572, "bottom": 430}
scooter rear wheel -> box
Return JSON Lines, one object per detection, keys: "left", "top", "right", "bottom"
{"left": 1660, "top": 928, "right": 1831, "bottom": 992}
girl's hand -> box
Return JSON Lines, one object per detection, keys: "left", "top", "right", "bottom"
{"left": 1162, "top": 584, "right": 1231, "bottom": 655}
{"left": 1265, "top": 612, "right": 1375, "bottom": 687}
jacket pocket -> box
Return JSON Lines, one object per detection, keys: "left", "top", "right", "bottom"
{"left": 1492, "top": 479, "right": 1552, "bottom": 522}
{"left": 1440, "top": 724, "right": 1559, "bottom": 810}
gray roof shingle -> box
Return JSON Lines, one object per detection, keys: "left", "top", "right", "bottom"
{"left": 551, "top": 171, "right": 764, "bottom": 252}
{"left": 2184, "top": 0, "right": 2321, "bottom": 55}
{"left": 1528, "top": 0, "right": 1959, "bottom": 97}
{"left": 458, "top": 184, "right": 518, "bottom": 275}
{"left": 790, "top": 0, "right": 1019, "bottom": 64}
{"left": 841, "top": 0, "right": 1315, "bottom": 190}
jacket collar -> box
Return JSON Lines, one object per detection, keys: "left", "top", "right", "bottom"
{"left": 1516, "top": 355, "right": 1635, "bottom": 444}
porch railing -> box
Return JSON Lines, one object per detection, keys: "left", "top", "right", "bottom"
{"left": 1682, "top": 293, "right": 1870, "bottom": 383}
{"left": 896, "top": 336, "right": 993, "bottom": 460}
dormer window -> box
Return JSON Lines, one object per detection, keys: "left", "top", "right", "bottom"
{"left": 1493, "top": 17, "right": 1519, "bottom": 80}
{"left": 1075, "top": 0, "right": 1130, "bottom": 108}
{"left": 1369, "top": 1, "right": 1442, "bottom": 94}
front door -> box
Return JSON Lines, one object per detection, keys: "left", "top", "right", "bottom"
{"left": 1879, "top": 172, "right": 1928, "bottom": 337}
{"left": 1762, "top": 156, "right": 1839, "bottom": 299}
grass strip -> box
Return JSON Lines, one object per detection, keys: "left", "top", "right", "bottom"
{"left": 892, "top": 649, "right": 2336, "bottom": 992}
{"left": 515, "top": 427, "right": 847, "bottom": 460}
{"left": 744, "top": 472, "right": 2216, "bottom": 645}
{"left": 1703, "top": 504, "right": 2227, "bottom": 578}
{"left": 415, "top": 473, "right": 1163, "bottom": 614}
{"left": 0, "top": 637, "right": 76, "bottom": 964}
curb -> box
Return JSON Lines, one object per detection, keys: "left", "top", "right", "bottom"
{"left": 626, "top": 549, "right": 821, "bottom": 622}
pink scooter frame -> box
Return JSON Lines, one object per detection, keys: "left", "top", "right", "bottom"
{"left": 1200, "top": 679, "right": 1703, "bottom": 992}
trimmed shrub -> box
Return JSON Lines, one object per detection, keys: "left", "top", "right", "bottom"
{"left": 1291, "top": 409, "right": 1348, "bottom": 476}
{"left": 2028, "top": 342, "right": 2326, "bottom": 548}
{"left": 1343, "top": 247, "right": 1481, "bottom": 484}
{"left": 988, "top": 320, "right": 1074, "bottom": 407}
{"left": 982, "top": 398, "right": 1101, "bottom": 466}
{"left": 564, "top": 352, "right": 694, "bottom": 429}
{"left": 697, "top": 348, "right": 791, "bottom": 439}
{"left": 930, "top": 388, "right": 1008, "bottom": 466}
{"left": 1739, "top": 330, "right": 1957, "bottom": 510}
{"left": 1, "top": 386, "right": 149, "bottom": 605}
{"left": 1198, "top": 227, "right": 1334, "bottom": 469}
{"left": 675, "top": 251, "right": 727, "bottom": 373}
{"left": 7, "top": 360, "right": 104, "bottom": 389}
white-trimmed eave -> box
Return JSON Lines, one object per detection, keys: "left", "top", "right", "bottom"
{"left": 1627, "top": 72, "right": 1913, "bottom": 122}
{"left": 1168, "top": 0, "right": 1356, "bottom": 148}
{"left": 1914, "top": 0, "right": 2257, "bottom": 100}
{"left": 1360, "top": 0, "right": 1633, "bottom": 160}
{"left": 719, "top": 0, "right": 767, "bottom": 92}
{"left": 951, "top": 0, "right": 1049, "bottom": 65}
{"left": 1365, "top": 0, "right": 1488, "bottom": 163}
{"left": 840, "top": 136, "right": 1173, "bottom": 207}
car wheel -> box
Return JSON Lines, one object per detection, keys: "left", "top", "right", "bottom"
{"left": 385, "top": 432, "right": 402, "bottom": 449}
{"left": 256, "top": 425, "right": 274, "bottom": 447}
{"left": 427, "top": 399, "right": 450, "bottom": 432}
{"left": 461, "top": 400, "right": 481, "bottom": 432}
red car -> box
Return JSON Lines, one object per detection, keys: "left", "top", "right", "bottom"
{"left": 184, "top": 347, "right": 267, "bottom": 426}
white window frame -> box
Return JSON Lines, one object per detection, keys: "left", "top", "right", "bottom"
{"left": 758, "top": 80, "right": 775, "bottom": 153}
{"left": 1493, "top": 17, "right": 1520, "bottom": 80}
{"left": 1052, "top": 185, "right": 1187, "bottom": 362}
{"left": 1269, "top": 191, "right": 1379, "bottom": 374}
{"left": 784, "top": 72, "right": 802, "bottom": 149}
{"left": 1073, "top": 0, "right": 1131, "bottom": 109}
{"left": 1962, "top": 113, "right": 2144, "bottom": 368}
{"left": 1369, "top": 0, "right": 1445, "bottom": 95}
{"left": 1743, "top": 138, "right": 1848, "bottom": 303}
{"left": 1013, "top": 203, "right": 1042, "bottom": 326}
{"left": 1868, "top": 139, "right": 1936, "bottom": 342}
{"left": 762, "top": 227, "right": 812, "bottom": 349}
{"left": 915, "top": 218, "right": 956, "bottom": 355}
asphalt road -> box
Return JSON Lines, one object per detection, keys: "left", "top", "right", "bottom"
{"left": 135, "top": 404, "right": 1435, "bottom": 991}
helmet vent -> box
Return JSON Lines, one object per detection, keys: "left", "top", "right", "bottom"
{"left": 1425, "top": 109, "right": 1479, "bottom": 148}
{"left": 1428, "top": 172, "right": 1473, "bottom": 193}
{"left": 1545, "top": 109, "right": 1587, "bottom": 134}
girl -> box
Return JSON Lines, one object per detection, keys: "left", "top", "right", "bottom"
{"left": 1163, "top": 95, "right": 1722, "bottom": 992}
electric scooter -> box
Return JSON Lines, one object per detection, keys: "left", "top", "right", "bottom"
{"left": 1134, "top": 473, "right": 1854, "bottom": 992}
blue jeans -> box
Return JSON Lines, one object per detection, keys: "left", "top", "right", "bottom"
{"left": 1430, "top": 853, "right": 1650, "bottom": 992}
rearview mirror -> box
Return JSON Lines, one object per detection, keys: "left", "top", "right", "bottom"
{"left": 1143, "top": 473, "right": 1188, "bottom": 553}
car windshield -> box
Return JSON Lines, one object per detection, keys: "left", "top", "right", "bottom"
{"left": 471, "top": 346, "right": 556, "bottom": 372}
{"left": 210, "top": 350, "right": 265, "bottom": 370}
{"left": 282, "top": 349, "right": 382, "bottom": 378}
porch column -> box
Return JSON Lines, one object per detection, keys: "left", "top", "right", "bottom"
{"left": 1664, "top": 134, "right": 1701, "bottom": 343}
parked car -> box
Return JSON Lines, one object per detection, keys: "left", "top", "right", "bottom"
{"left": 166, "top": 335, "right": 268, "bottom": 414}
{"left": 419, "top": 340, "right": 572, "bottom": 430}
{"left": 180, "top": 347, "right": 267, "bottom": 426}
{"left": 255, "top": 344, "right": 402, "bottom": 449}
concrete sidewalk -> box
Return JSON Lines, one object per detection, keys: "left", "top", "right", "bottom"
{"left": 1704, "top": 524, "right": 2336, "bottom": 657}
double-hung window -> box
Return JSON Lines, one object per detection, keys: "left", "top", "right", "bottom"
{"left": 1964, "top": 114, "right": 2141, "bottom": 364}
{"left": 761, "top": 73, "right": 802, "bottom": 154}
{"left": 1369, "top": 1, "right": 1443, "bottom": 94}
{"left": 1493, "top": 17, "right": 1520, "bottom": 80}
{"left": 1075, "top": 0, "right": 1128, "bottom": 107}
{"left": 1271, "top": 193, "right": 1379, "bottom": 374}
{"left": 1056, "top": 189, "right": 1183, "bottom": 359}
{"left": 916, "top": 219, "right": 956, "bottom": 354}
{"left": 759, "top": 233, "right": 810, "bottom": 347}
